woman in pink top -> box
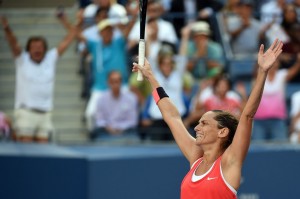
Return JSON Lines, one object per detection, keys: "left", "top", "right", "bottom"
{"left": 132, "top": 39, "right": 283, "bottom": 198}
{"left": 184, "top": 74, "right": 247, "bottom": 130}
{"left": 253, "top": 53, "right": 300, "bottom": 141}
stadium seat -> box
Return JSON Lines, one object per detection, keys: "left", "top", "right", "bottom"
{"left": 228, "top": 59, "right": 256, "bottom": 82}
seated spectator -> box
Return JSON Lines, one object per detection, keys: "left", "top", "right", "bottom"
{"left": 253, "top": 54, "right": 300, "bottom": 142}
{"left": 82, "top": 14, "right": 137, "bottom": 132}
{"left": 90, "top": 71, "right": 139, "bottom": 141}
{"left": 0, "top": 111, "right": 13, "bottom": 141}
{"left": 185, "top": 21, "right": 225, "bottom": 80}
{"left": 289, "top": 90, "right": 300, "bottom": 143}
{"left": 226, "top": 0, "right": 265, "bottom": 57}
{"left": 184, "top": 74, "right": 247, "bottom": 131}
{"left": 140, "top": 36, "right": 189, "bottom": 141}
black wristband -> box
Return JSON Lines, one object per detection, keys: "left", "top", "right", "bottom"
{"left": 152, "top": 87, "right": 169, "bottom": 104}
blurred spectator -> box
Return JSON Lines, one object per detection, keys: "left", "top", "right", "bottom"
{"left": 82, "top": 0, "right": 128, "bottom": 27}
{"left": 260, "top": 0, "right": 286, "bottom": 24}
{"left": 0, "top": 16, "right": 80, "bottom": 143}
{"left": 184, "top": 74, "right": 247, "bottom": 131}
{"left": 295, "top": 0, "right": 300, "bottom": 21}
{"left": 82, "top": 15, "right": 137, "bottom": 132}
{"left": 280, "top": 3, "right": 300, "bottom": 82}
{"left": 127, "top": 0, "right": 178, "bottom": 51}
{"left": 226, "top": 0, "right": 265, "bottom": 57}
{"left": 281, "top": 3, "right": 300, "bottom": 55}
{"left": 139, "top": 32, "right": 189, "bottom": 141}
{"left": 196, "top": 0, "right": 224, "bottom": 21}
{"left": 167, "top": 0, "right": 197, "bottom": 39}
{"left": 289, "top": 90, "right": 300, "bottom": 143}
{"left": 78, "top": 0, "right": 92, "bottom": 9}
{"left": 90, "top": 71, "right": 139, "bottom": 141}
{"left": 77, "top": 7, "right": 110, "bottom": 99}
{"left": 0, "top": 111, "right": 13, "bottom": 141}
{"left": 222, "top": 0, "right": 240, "bottom": 15}
{"left": 166, "top": 0, "right": 223, "bottom": 39}
{"left": 128, "top": 18, "right": 168, "bottom": 106}
{"left": 185, "top": 21, "right": 225, "bottom": 80}
{"left": 253, "top": 54, "right": 300, "bottom": 142}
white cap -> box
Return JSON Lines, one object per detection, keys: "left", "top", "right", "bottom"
{"left": 191, "top": 21, "right": 211, "bottom": 36}
{"left": 97, "top": 19, "right": 113, "bottom": 31}
{"left": 83, "top": 4, "right": 98, "bottom": 18}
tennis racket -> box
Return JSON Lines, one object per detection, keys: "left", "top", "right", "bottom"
{"left": 137, "top": 0, "right": 148, "bottom": 81}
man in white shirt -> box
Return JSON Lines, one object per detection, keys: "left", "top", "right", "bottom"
{"left": 1, "top": 16, "right": 79, "bottom": 143}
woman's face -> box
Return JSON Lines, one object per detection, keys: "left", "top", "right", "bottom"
{"left": 159, "top": 57, "right": 173, "bottom": 77}
{"left": 194, "top": 111, "right": 220, "bottom": 145}
{"left": 215, "top": 79, "right": 230, "bottom": 97}
{"left": 284, "top": 5, "right": 297, "bottom": 23}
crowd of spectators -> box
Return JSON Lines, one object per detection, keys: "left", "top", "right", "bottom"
{"left": 1, "top": 0, "right": 300, "bottom": 144}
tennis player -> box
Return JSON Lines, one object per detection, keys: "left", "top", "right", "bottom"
{"left": 132, "top": 39, "right": 283, "bottom": 198}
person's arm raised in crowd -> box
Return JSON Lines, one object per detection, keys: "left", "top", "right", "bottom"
{"left": 223, "top": 39, "right": 283, "bottom": 172}
{"left": 57, "top": 11, "right": 83, "bottom": 56}
{"left": 56, "top": 6, "right": 73, "bottom": 31}
{"left": 285, "top": 53, "right": 300, "bottom": 81}
{"left": 179, "top": 24, "right": 191, "bottom": 56}
{"left": 1, "top": 16, "right": 22, "bottom": 57}
{"left": 132, "top": 58, "right": 203, "bottom": 164}
{"left": 120, "top": 10, "right": 138, "bottom": 40}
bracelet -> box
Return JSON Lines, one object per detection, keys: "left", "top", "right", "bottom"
{"left": 152, "top": 87, "right": 169, "bottom": 104}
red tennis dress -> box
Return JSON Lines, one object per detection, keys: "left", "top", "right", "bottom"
{"left": 181, "top": 156, "right": 237, "bottom": 199}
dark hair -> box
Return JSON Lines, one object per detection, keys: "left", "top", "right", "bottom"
{"left": 25, "top": 36, "right": 48, "bottom": 52}
{"left": 95, "top": 6, "right": 109, "bottom": 18}
{"left": 211, "top": 110, "right": 238, "bottom": 150}
{"left": 212, "top": 74, "right": 233, "bottom": 92}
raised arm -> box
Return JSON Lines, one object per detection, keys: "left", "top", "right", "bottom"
{"left": 1, "top": 16, "right": 22, "bottom": 57}
{"left": 56, "top": 11, "right": 83, "bottom": 56}
{"left": 225, "top": 39, "right": 283, "bottom": 164}
{"left": 132, "top": 59, "right": 202, "bottom": 162}
{"left": 120, "top": 13, "right": 138, "bottom": 39}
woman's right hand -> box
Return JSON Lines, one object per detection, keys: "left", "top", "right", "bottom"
{"left": 132, "top": 58, "right": 153, "bottom": 80}
{"left": 132, "top": 57, "right": 160, "bottom": 88}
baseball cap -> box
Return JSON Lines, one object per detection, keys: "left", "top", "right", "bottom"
{"left": 97, "top": 19, "right": 113, "bottom": 31}
{"left": 191, "top": 21, "right": 211, "bottom": 36}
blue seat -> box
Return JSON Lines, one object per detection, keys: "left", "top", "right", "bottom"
{"left": 228, "top": 59, "right": 256, "bottom": 82}
{"left": 286, "top": 83, "right": 300, "bottom": 100}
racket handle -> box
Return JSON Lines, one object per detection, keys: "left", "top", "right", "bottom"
{"left": 137, "top": 39, "right": 145, "bottom": 81}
